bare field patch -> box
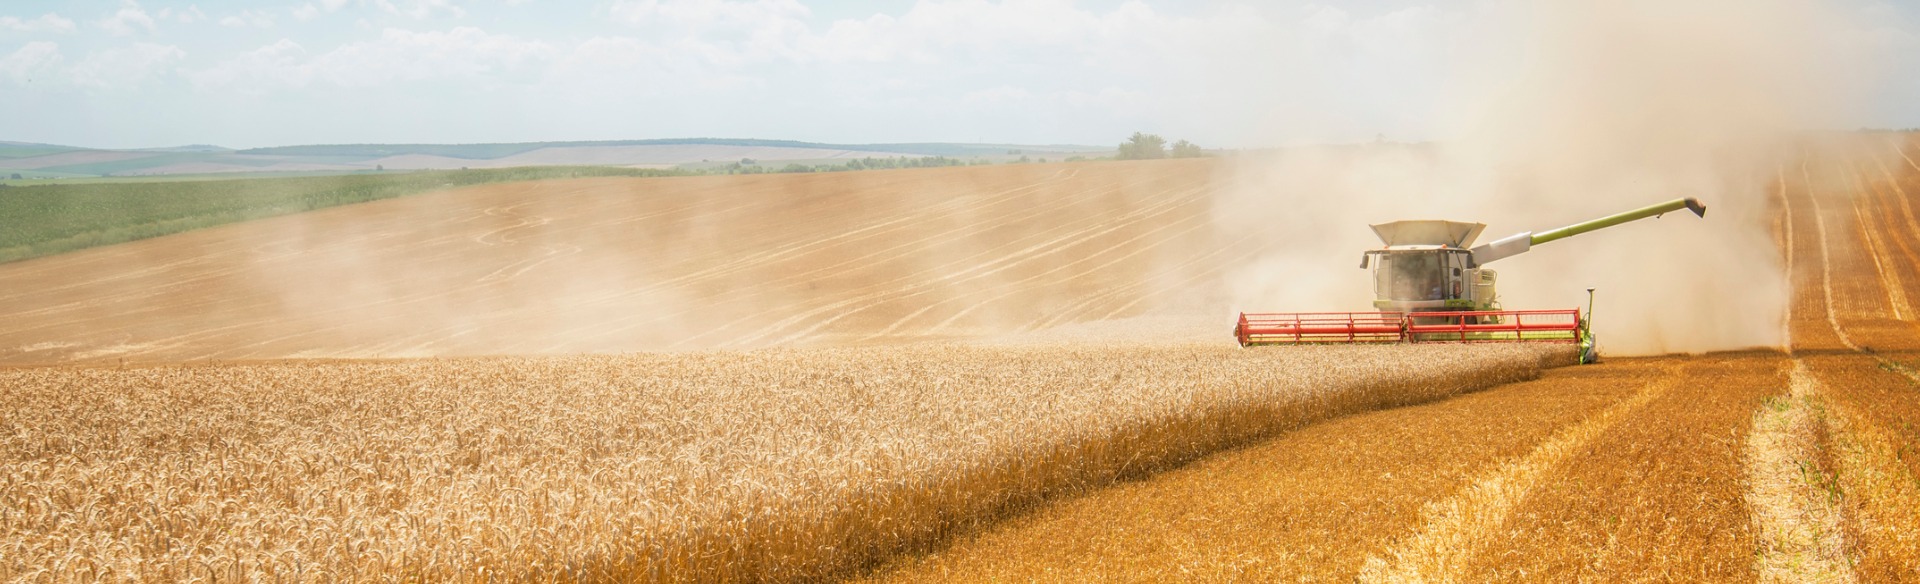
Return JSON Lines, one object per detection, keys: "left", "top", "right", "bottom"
{"left": 0, "top": 342, "right": 1566, "bottom": 582}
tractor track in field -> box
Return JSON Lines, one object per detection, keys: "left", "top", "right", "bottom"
{"left": 555, "top": 172, "right": 1209, "bottom": 350}
{"left": 1358, "top": 363, "right": 1685, "bottom": 582}
{"left": 743, "top": 184, "right": 1219, "bottom": 347}
{"left": 1744, "top": 362, "right": 1855, "bottom": 584}
{"left": 222, "top": 172, "right": 1107, "bottom": 357}
{"left": 692, "top": 179, "right": 1201, "bottom": 348}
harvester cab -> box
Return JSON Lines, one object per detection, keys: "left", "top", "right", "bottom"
{"left": 1360, "top": 220, "right": 1488, "bottom": 313}
{"left": 1235, "top": 197, "right": 1707, "bottom": 361}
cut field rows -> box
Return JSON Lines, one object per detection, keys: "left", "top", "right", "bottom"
{"left": 0, "top": 161, "right": 1240, "bottom": 365}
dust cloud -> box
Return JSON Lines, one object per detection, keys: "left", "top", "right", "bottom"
{"left": 1217, "top": 0, "right": 1877, "bottom": 355}
{"left": 2, "top": 1, "right": 1892, "bottom": 364}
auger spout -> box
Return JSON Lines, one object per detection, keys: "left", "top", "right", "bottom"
{"left": 1469, "top": 197, "right": 1706, "bottom": 265}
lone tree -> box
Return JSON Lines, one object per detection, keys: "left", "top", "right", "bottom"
{"left": 1116, "top": 132, "right": 1167, "bottom": 160}
{"left": 1169, "top": 139, "right": 1205, "bottom": 158}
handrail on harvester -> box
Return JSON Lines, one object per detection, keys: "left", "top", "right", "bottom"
{"left": 1235, "top": 309, "right": 1582, "bottom": 346}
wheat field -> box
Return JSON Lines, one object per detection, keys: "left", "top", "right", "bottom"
{"left": 0, "top": 343, "right": 1565, "bottom": 582}
{"left": 16, "top": 136, "right": 1920, "bottom": 582}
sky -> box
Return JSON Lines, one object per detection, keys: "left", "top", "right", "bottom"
{"left": 2, "top": 0, "right": 1918, "bottom": 150}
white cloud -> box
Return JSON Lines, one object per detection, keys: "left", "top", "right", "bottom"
{"left": 1055, "top": 87, "right": 1150, "bottom": 116}
{"left": 315, "top": 27, "right": 547, "bottom": 84}
{"left": 607, "top": 0, "right": 813, "bottom": 64}
{"left": 191, "top": 39, "right": 310, "bottom": 94}
{"left": 292, "top": 0, "right": 357, "bottom": 21}
{"left": 608, "top": 0, "right": 809, "bottom": 31}
{"left": 955, "top": 85, "right": 1148, "bottom": 116}
{"left": 220, "top": 10, "right": 276, "bottom": 28}
{"left": 4, "top": 39, "right": 191, "bottom": 91}
{"left": 0, "top": 13, "right": 78, "bottom": 33}
{"left": 595, "top": 0, "right": 1267, "bottom": 70}
{"left": 70, "top": 43, "right": 184, "bottom": 89}
{"left": 962, "top": 85, "right": 1031, "bottom": 104}
{"left": 176, "top": 1, "right": 1453, "bottom": 144}
{"left": 98, "top": 0, "right": 157, "bottom": 36}
{"left": 0, "top": 42, "right": 63, "bottom": 85}
{"left": 372, "top": 0, "right": 467, "bottom": 20}
{"left": 194, "top": 27, "right": 553, "bottom": 93}
{"left": 796, "top": 0, "right": 1222, "bottom": 64}
{"left": 544, "top": 35, "right": 757, "bottom": 95}
{"left": 157, "top": 5, "right": 206, "bottom": 24}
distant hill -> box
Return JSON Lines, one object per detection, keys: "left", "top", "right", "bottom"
{"left": 0, "top": 141, "right": 82, "bottom": 160}
{"left": 141, "top": 144, "right": 236, "bottom": 153}
{"left": 237, "top": 139, "right": 1111, "bottom": 159}
{"left": 0, "top": 138, "right": 1113, "bottom": 179}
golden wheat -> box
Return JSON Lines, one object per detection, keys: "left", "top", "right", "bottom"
{"left": 0, "top": 342, "right": 1565, "bottom": 582}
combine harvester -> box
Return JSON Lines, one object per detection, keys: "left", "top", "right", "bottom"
{"left": 1235, "top": 198, "right": 1707, "bottom": 362}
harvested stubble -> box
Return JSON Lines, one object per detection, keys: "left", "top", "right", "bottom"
{"left": 1455, "top": 353, "right": 1783, "bottom": 582}
{"left": 860, "top": 350, "right": 1644, "bottom": 583}
{"left": 0, "top": 342, "right": 1565, "bottom": 582}
{"left": 1782, "top": 137, "right": 1920, "bottom": 579}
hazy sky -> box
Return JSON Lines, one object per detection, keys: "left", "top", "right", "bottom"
{"left": 3, "top": 0, "right": 1917, "bottom": 149}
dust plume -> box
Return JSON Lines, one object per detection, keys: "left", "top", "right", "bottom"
{"left": 1219, "top": 0, "right": 1877, "bottom": 355}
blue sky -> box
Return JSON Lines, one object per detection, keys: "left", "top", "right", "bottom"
{"left": 2, "top": 0, "right": 1917, "bottom": 149}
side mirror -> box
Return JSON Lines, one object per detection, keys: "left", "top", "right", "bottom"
{"left": 1359, "top": 254, "right": 1370, "bottom": 269}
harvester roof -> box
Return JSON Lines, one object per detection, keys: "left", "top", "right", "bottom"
{"left": 1368, "top": 220, "right": 1485, "bottom": 248}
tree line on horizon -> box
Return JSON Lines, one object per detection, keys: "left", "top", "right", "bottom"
{"left": 1116, "top": 132, "right": 1208, "bottom": 160}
